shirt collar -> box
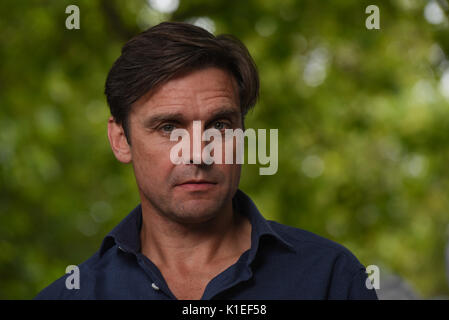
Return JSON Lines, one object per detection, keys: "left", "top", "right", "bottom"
{"left": 232, "top": 189, "right": 296, "bottom": 265}
{"left": 99, "top": 204, "right": 142, "bottom": 256}
{"left": 99, "top": 189, "right": 296, "bottom": 259}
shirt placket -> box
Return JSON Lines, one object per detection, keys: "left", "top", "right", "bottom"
{"left": 135, "top": 252, "right": 178, "bottom": 300}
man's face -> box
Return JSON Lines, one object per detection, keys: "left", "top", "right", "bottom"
{"left": 114, "top": 67, "right": 242, "bottom": 224}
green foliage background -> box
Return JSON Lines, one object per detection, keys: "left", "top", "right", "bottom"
{"left": 1, "top": 0, "right": 449, "bottom": 299}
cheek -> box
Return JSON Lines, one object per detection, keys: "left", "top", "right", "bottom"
{"left": 233, "top": 164, "right": 242, "bottom": 180}
{"left": 219, "top": 163, "right": 241, "bottom": 183}
{"left": 131, "top": 140, "right": 175, "bottom": 182}
{"left": 225, "top": 164, "right": 242, "bottom": 195}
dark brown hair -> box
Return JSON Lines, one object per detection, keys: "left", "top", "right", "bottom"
{"left": 104, "top": 21, "right": 259, "bottom": 143}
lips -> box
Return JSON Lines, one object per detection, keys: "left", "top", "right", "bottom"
{"left": 178, "top": 179, "right": 215, "bottom": 185}
{"left": 175, "top": 179, "right": 217, "bottom": 191}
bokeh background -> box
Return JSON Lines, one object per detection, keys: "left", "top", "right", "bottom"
{"left": 1, "top": 0, "right": 449, "bottom": 299}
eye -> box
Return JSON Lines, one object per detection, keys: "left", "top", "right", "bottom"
{"left": 161, "top": 124, "right": 176, "bottom": 133}
{"left": 213, "top": 121, "right": 228, "bottom": 130}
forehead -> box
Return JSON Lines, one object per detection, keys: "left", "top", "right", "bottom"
{"left": 132, "top": 67, "right": 240, "bottom": 117}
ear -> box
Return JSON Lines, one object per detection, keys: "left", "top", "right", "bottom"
{"left": 107, "top": 117, "right": 132, "bottom": 163}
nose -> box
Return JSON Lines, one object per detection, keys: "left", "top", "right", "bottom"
{"left": 188, "top": 120, "right": 207, "bottom": 165}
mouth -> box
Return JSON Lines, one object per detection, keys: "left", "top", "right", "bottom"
{"left": 175, "top": 180, "right": 217, "bottom": 191}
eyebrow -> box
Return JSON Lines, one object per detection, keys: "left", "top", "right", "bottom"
{"left": 142, "top": 112, "right": 185, "bottom": 128}
{"left": 142, "top": 107, "right": 241, "bottom": 128}
{"left": 207, "top": 108, "right": 240, "bottom": 123}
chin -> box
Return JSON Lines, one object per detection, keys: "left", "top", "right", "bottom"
{"left": 173, "top": 200, "right": 222, "bottom": 224}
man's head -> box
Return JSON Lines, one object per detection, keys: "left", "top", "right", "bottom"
{"left": 105, "top": 21, "right": 259, "bottom": 143}
{"left": 105, "top": 22, "right": 259, "bottom": 224}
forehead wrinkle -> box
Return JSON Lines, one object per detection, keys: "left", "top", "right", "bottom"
{"left": 199, "top": 91, "right": 236, "bottom": 100}
{"left": 196, "top": 74, "right": 239, "bottom": 103}
{"left": 133, "top": 68, "right": 240, "bottom": 121}
{"left": 195, "top": 89, "right": 239, "bottom": 108}
{"left": 155, "top": 86, "right": 192, "bottom": 98}
{"left": 136, "top": 85, "right": 193, "bottom": 109}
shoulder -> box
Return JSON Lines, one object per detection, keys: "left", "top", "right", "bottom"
{"left": 266, "top": 221, "right": 377, "bottom": 299}
{"left": 34, "top": 252, "right": 101, "bottom": 300}
{"left": 267, "top": 220, "right": 366, "bottom": 275}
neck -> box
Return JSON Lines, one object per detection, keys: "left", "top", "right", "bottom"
{"left": 139, "top": 197, "right": 251, "bottom": 271}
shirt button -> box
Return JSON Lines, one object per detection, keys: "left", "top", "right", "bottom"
{"left": 151, "top": 283, "right": 160, "bottom": 290}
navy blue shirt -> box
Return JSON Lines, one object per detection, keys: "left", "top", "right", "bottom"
{"left": 35, "top": 190, "right": 378, "bottom": 300}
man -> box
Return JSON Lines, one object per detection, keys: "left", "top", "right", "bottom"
{"left": 35, "top": 22, "right": 378, "bottom": 300}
